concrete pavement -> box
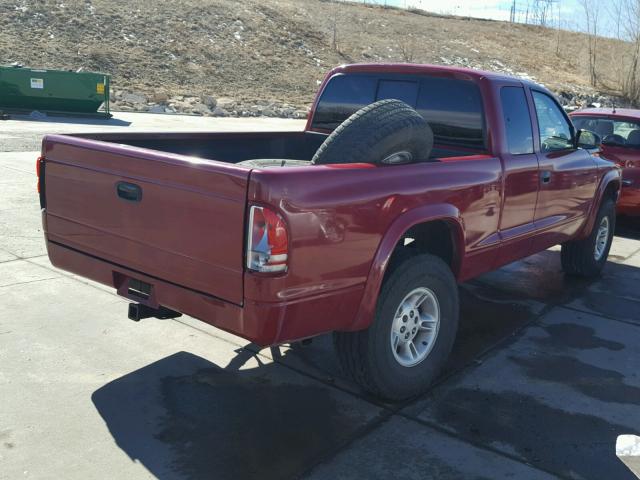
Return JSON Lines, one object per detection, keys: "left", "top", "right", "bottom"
{"left": 0, "top": 111, "right": 305, "bottom": 152}
{"left": 1, "top": 113, "right": 640, "bottom": 479}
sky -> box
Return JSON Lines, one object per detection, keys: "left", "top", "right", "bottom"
{"left": 360, "top": 0, "right": 618, "bottom": 37}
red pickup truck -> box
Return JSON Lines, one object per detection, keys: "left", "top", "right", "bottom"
{"left": 570, "top": 108, "right": 640, "bottom": 216}
{"left": 38, "top": 64, "right": 620, "bottom": 400}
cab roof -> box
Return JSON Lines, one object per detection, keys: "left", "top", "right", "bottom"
{"left": 333, "top": 63, "right": 542, "bottom": 89}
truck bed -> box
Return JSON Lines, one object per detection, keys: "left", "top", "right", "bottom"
{"left": 41, "top": 129, "right": 495, "bottom": 344}
{"left": 70, "top": 130, "right": 485, "bottom": 164}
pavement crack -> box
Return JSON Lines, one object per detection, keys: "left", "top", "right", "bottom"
{"left": 0, "top": 276, "right": 59, "bottom": 288}
{"left": 395, "top": 412, "right": 576, "bottom": 480}
{"left": 556, "top": 304, "right": 640, "bottom": 328}
{"left": 294, "top": 410, "right": 396, "bottom": 480}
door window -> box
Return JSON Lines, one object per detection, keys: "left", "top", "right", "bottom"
{"left": 501, "top": 87, "right": 534, "bottom": 154}
{"left": 532, "top": 91, "right": 573, "bottom": 152}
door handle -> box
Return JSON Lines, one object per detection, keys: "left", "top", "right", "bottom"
{"left": 116, "top": 182, "right": 142, "bottom": 202}
{"left": 540, "top": 171, "right": 552, "bottom": 184}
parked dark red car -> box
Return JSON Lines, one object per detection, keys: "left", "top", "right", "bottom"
{"left": 38, "top": 64, "right": 620, "bottom": 400}
{"left": 571, "top": 108, "right": 640, "bottom": 216}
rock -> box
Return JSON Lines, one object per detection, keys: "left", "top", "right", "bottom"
{"left": 216, "top": 97, "right": 235, "bottom": 109}
{"left": 202, "top": 95, "right": 217, "bottom": 109}
{"left": 294, "top": 110, "right": 308, "bottom": 119}
{"left": 29, "top": 110, "right": 47, "bottom": 119}
{"left": 191, "top": 103, "right": 211, "bottom": 115}
{"left": 121, "top": 92, "right": 147, "bottom": 104}
{"left": 169, "top": 101, "right": 190, "bottom": 111}
{"left": 211, "top": 106, "right": 229, "bottom": 117}
{"left": 147, "top": 104, "right": 167, "bottom": 114}
{"left": 151, "top": 92, "right": 169, "bottom": 103}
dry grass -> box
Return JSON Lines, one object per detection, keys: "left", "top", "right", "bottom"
{"left": 0, "top": 0, "right": 627, "bottom": 107}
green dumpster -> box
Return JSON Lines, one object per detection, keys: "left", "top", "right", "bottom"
{"left": 0, "top": 65, "right": 111, "bottom": 118}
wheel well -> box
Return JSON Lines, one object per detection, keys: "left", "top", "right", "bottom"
{"left": 604, "top": 181, "right": 620, "bottom": 203}
{"left": 387, "top": 220, "right": 458, "bottom": 277}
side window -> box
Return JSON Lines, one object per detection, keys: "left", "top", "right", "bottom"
{"left": 532, "top": 91, "right": 574, "bottom": 152}
{"left": 500, "top": 87, "right": 534, "bottom": 154}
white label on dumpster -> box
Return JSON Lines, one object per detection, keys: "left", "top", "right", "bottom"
{"left": 30, "top": 78, "right": 44, "bottom": 89}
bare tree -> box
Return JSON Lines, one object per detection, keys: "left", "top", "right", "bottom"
{"left": 618, "top": 0, "right": 640, "bottom": 104}
{"left": 555, "top": 0, "right": 562, "bottom": 56}
{"left": 580, "top": 0, "right": 600, "bottom": 87}
{"left": 609, "top": 0, "right": 624, "bottom": 40}
{"left": 522, "top": 0, "right": 557, "bottom": 27}
{"left": 329, "top": 5, "right": 339, "bottom": 52}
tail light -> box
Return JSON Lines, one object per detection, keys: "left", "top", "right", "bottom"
{"left": 36, "top": 156, "right": 43, "bottom": 193}
{"left": 246, "top": 205, "right": 288, "bottom": 273}
{"left": 36, "top": 156, "right": 46, "bottom": 208}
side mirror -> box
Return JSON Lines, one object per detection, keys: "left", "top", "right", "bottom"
{"left": 575, "top": 129, "right": 601, "bottom": 151}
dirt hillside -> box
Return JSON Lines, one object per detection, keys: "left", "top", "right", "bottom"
{"left": 0, "top": 0, "right": 627, "bottom": 116}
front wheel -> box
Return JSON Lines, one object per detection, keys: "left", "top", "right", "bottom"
{"left": 561, "top": 198, "right": 616, "bottom": 277}
{"left": 334, "top": 254, "right": 459, "bottom": 401}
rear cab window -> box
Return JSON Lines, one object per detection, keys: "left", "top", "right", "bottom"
{"left": 311, "top": 73, "right": 486, "bottom": 154}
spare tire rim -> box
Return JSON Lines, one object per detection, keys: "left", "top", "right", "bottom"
{"left": 594, "top": 216, "right": 610, "bottom": 261}
{"left": 390, "top": 287, "right": 440, "bottom": 367}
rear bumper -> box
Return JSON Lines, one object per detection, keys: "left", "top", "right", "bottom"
{"left": 47, "top": 241, "right": 364, "bottom": 346}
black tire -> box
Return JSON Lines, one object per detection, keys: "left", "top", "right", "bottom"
{"left": 334, "top": 254, "right": 459, "bottom": 401}
{"left": 236, "top": 159, "right": 311, "bottom": 168}
{"left": 312, "top": 99, "right": 434, "bottom": 166}
{"left": 561, "top": 198, "right": 616, "bottom": 277}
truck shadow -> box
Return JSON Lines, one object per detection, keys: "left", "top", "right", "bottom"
{"left": 92, "top": 224, "right": 640, "bottom": 479}
{"left": 91, "top": 349, "right": 371, "bottom": 480}
{"left": 6, "top": 112, "right": 132, "bottom": 126}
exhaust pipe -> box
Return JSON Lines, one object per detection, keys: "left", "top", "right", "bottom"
{"left": 128, "top": 303, "right": 182, "bottom": 322}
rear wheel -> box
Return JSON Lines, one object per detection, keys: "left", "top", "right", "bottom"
{"left": 561, "top": 198, "right": 615, "bottom": 277}
{"left": 334, "top": 254, "right": 458, "bottom": 401}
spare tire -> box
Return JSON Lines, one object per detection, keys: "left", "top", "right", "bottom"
{"left": 312, "top": 99, "right": 434, "bottom": 166}
{"left": 236, "top": 159, "right": 312, "bottom": 168}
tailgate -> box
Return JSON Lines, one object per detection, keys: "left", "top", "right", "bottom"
{"left": 43, "top": 134, "right": 249, "bottom": 305}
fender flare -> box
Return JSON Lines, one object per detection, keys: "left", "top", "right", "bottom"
{"left": 578, "top": 169, "right": 621, "bottom": 239}
{"left": 348, "top": 203, "right": 464, "bottom": 331}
